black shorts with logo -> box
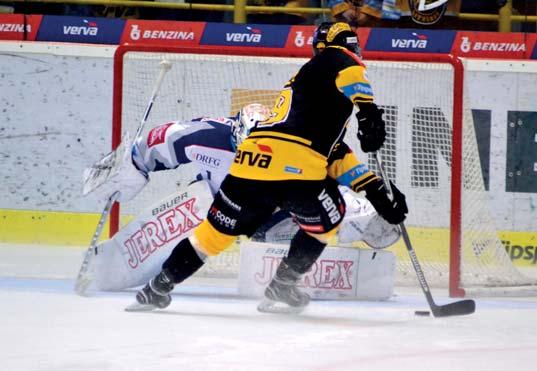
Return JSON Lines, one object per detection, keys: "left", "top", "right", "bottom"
{"left": 207, "top": 174, "right": 346, "bottom": 237}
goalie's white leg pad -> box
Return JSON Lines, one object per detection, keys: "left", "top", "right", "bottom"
{"left": 239, "top": 241, "right": 395, "bottom": 301}
{"left": 88, "top": 180, "right": 213, "bottom": 292}
{"left": 83, "top": 132, "right": 148, "bottom": 203}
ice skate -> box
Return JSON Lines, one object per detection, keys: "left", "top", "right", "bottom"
{"left": 257, "top": 262, "right": 310, "bottom": 314}
{"left": 125, "top": 270, "right": 174, "bottom": 312}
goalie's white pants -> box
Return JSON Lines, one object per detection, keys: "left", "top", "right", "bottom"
{"left": 87, "top": 182, "right": 400, "bottom": 292}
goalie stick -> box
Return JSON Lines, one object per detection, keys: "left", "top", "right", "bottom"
{"left": 75, "top": 59, "right": 172, "bottom": 296}
{"left": 374, "top": 152, "right": 475, "bottom": 317}
{"left": 75, "top": 191, "right": 119, "bottom": 295}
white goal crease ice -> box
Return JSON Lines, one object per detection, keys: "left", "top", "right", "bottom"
{"left": 111, "top": 45, "right": 537, "bottom": 298}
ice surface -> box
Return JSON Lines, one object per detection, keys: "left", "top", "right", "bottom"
{"left": 1, "top": 244, "right": 537, "bottom": 371}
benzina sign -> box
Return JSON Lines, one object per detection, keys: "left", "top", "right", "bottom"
{"left": 452, "top": 31, "right": 537, "bottom": 59}
{"left": 121, "top": 20, "right": 205, "bottom": 45}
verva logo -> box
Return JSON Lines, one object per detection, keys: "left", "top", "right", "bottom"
{"left": 453, "top": 32, "right": 534, "bottom": 59}
{"left": 0, "top": 14, "right": 42, "bottom": 40}
{"left": 122, "top": 20, "right": 204, "bottom": 45}
{"left": 392, "top": 32, "right": 428, "bottom": 49}
{"left": 225, "top": 26, "right": 262, "bottom": 43}
{"left": 63, "top": 19, "right": 98, "bottom": 36}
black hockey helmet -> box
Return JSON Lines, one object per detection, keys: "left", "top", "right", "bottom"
{"left": 312, "top": 22, "right": 360, "bottom": 56}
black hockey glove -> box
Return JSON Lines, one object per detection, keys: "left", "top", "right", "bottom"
{"left": 364, "top": 178, "right": 408, "bottom": 225}
{"left": 356, "top": 103, "right": 386, "bottom": 153}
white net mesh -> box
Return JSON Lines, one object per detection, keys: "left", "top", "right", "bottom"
{"left": 115, "top": 48, "right": 537, "bottom": 293}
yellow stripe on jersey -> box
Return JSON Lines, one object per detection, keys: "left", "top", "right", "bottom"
{"left": 193, "top": 219, "right": 237, "bottom": 256}
{"left": 335, "top": 65, "right": 374, "bottom": 103}
{"left": 230, "top": 137, "right": 327, "bottom": 181}
{"left": 327, "top": 150, "right": 377, "bottom": 190}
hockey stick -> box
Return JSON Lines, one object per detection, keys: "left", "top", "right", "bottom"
{"left": 75, "top": 60, "right": 172, "bottom": 296}
{"left": 75, "top": 191, "right": 119, "bottom": 296}
{"left": 373, "top": 152, "right": 475, "bottom": 317}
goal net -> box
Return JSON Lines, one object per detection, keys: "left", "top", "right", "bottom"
{"left": 112, "top": 45, "right": 537, "bottom": 297}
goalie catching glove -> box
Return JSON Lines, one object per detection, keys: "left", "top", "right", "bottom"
{"left": 362, "top": 178, "right": 408, "bottom": 225}
{"left": 82, "top": 132, "right": 148, "bottom": 203}
{"left": 356, "top": 103, "right": 386, "bottom": 153}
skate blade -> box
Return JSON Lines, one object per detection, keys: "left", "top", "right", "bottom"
{"left": 124, "top": 302, "right": 160, "bottom": 312}
{"left": 257, "top": 298, "right": 306, "bottom": 315}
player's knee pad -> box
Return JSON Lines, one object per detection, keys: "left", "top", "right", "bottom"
{"left": 284, "top": 230, "right": 327, "bottom": 275}
{"left": 162, "top": 238, "right": 205, "bottom": 284}
{"left": 192, "top": 219, "right": 237, "bottom": 256}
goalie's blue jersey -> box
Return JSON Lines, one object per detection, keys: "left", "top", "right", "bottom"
{"left": 132, "top": 117, "right": 237, "bottom": 195}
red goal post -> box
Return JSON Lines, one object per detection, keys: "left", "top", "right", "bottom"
{"left": 110, "top": 44, "right": 534, "bottom": 297}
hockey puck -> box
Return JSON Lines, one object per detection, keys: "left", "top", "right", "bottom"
{"left": 414, "top": 310, "right": 431, "bottom": 316}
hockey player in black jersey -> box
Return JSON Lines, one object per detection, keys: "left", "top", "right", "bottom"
{"left": 127, "top": 22, "right": 408, "bottom": 313}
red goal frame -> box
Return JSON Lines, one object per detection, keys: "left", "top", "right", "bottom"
{"left": 110, "top": 44, "right": 465, "bottom": 297}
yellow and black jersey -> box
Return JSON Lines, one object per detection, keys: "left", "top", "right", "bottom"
{"left": 327, "top": 142, "right": 379, "bottom": 193}
{"left": 230, "top": 45, "right": 374, "bottom": 182}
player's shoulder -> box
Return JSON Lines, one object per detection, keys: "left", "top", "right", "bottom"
{"left": 316, "top": 47, "right": 365, "bottom": 69}
{"left": 182, "top": 116, "right": 235, "bottom": 151}
{"left": 192, "top": 116, "right": 235, "bottom": 128}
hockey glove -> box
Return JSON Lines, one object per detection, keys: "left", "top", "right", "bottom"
{"left": 364, "top": 178, "right": 408, "bottom": 225}
{"left": 356, "top": 103, "right": 386, "bottom": 153}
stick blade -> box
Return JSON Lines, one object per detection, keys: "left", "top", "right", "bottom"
{"left": 432, "top": 299, "right": 475, "bottom": 317}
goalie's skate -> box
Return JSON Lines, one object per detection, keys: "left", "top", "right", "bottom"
{"left": 257, "top": 262, "right": 310, "bottom": 314}
{"left": 125, "top": 270, "right": 174, "bottom": 312}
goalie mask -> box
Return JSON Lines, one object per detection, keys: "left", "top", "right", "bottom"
{"left": 231, "top": 103, "right": 271, "bottom": 149}
{"left": 312, "top": 22, "right": 361, "bottom": 57}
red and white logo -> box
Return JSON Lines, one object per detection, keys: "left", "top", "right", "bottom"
{"left": 0, "top": 14, "right": 42, "bottom": 41}
{"left": 122, "top": 20, "right": 204, "bottom": 45}
{"left": 453, "top": 31, "right": 534, "bottom": 59}
{"left": 284, "top": 26, "right": 370, "bottom": 58}
{"left": 147, "top": 123, "right": 173, "bottom": 148}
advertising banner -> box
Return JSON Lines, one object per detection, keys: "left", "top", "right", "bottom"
{"left": 452, "top": 31, "right": 537, "bottom": 59}
{"left": 0, "top": 14, "right": 42, "bottom": 41}
{"left": 37, "top": 16, "right": 124, "bottom": 44}
{"left": 200, "top": 22, "right": 290, "bottom": 48}
{"left": 285, "top": 25, "right": 371, "bottom": 57}
{"left": 365, "top": 28, "right": 456, "bottom": 53}
{"left": 121, "top": 20, "right": 205, "bottom": 46}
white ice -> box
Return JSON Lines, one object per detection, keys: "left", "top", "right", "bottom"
{"left": 1, "top": 244, "right": 537, "bottom": 371}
